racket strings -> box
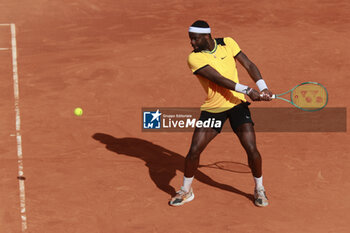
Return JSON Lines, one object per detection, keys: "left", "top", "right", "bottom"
{"left": 291, "top": 83, "right": 328, "bottom": 111}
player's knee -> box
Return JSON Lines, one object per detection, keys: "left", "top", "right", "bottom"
{"left": 244, "top": 143, "right": 258, "bottom": 156}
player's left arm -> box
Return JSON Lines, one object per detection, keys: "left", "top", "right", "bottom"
{"left": 235, "top": 51, "right": 272, "bottom": 100}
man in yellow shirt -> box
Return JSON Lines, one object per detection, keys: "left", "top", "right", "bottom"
{"left": 170, "top": 20, "right": 272, "bottom": 207}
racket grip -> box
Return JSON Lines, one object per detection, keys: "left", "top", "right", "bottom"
{"left": 259, "top": 94, "right": 276, "bottom": 99}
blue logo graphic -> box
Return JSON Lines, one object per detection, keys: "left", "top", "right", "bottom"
{"left": 143, "top": 109, "right": 162, "bottom": 129}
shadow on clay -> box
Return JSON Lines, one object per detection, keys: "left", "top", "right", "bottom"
{"left": 92, "top": 133, "right": 254, "bottom": 202}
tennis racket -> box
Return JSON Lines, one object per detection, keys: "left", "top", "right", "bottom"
{"left": 266, "top": 82, "right": 328, "bottom": 111}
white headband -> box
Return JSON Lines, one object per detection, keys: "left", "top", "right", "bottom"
{"left": 189, "top": 26, "right": 211, "bottom": 34}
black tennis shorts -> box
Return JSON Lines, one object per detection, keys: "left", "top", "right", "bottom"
{"left": 198, "top": 101, "right": 254, "bottom": 133}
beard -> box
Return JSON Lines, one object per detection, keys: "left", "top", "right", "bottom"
{"left": 194, "top": 39, "right": 210, "bottom": 52}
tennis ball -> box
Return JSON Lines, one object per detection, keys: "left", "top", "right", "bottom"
{"left": 74, "top": 107, "right": 83, "bottom": 116}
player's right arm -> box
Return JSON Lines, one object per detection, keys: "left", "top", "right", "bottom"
{"left": 195, "top": 65, "right": 261, "bottom": 101}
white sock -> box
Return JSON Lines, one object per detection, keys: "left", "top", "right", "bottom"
{"left": 182, "top": 176, "right": 194, "bottom": 192}
{"left": 254, "top": 176, "right": 264, "bottom": 190}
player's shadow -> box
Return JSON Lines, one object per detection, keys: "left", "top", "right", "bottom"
{"left": 92, "top": 133, "right": 254, "bottom": 202}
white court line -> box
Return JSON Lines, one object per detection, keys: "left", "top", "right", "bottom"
{"left": 0, "top": 48, "right": 10, "bottom": 50}
{"left": 10, "top": 23, "right": 28, "bottom": 232}
{"left": 0, "top": 23, "right": 11, "bottom": 26}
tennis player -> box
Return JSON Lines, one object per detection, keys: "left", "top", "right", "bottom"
{"left": 169, "top": 20, "right": 272, "bottom": 207}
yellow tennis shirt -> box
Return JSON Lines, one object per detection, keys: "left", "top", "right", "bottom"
{"left": 188, "top": 37, "right": 246, "bottom": 113}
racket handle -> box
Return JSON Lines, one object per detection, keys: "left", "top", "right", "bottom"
{"left": 259, "top": 94, "right": 276, "bottom": 99}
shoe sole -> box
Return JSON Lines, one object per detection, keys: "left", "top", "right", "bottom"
{"left": 169, "top": 193, "right": 195, "bottom": 207}
{"left": 254, "top": 200, "right": 269, "bottom": 207}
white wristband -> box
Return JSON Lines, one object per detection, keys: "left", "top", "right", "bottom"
{"left": 256, "top": 79, "right": 268, "bottom": 91}
{"left": 235, "top": 83, "right": 251, "bottom": 94}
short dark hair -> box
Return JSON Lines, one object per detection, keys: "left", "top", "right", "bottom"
{"left": 191, "top": 20, "right": 210, "bottom": 28}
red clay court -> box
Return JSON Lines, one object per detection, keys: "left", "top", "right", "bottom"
{"left": 0, "top": 0, "right": 349, "bottom": 232}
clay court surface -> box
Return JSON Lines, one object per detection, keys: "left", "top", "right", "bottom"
{"left": 0, "top": 0, "right": 349, "bottom": 232}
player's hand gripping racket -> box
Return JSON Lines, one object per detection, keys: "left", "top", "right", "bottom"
{"left": 266, "top": 82, "right": 328, "bottom": 111}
